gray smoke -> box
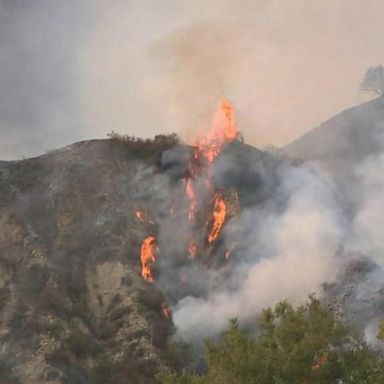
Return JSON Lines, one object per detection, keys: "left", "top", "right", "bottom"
{"left": 5, "top": 1, "right": 384, "bottom": 159}
{"left": 167, "top": 161, "right": 345, "bottom": 341}
{"left": 349, "top": 153, "right": 384, "bottom": 265}
{"left": 0, "top": 0, "right": 89, "bottom": 160}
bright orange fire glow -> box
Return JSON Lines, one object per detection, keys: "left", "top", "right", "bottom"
{"left": 137, "top": 100, "right": 237, "bottom": 282}
{"left": 207, "top": 194, "right": 227, "bottom": 244}
{"left": 182, "top": 99, "right": 235, "bottom": 253}
{"left": 140, "top": 236, "right": 156, "bottom": 282}
{"left": 192, "top": 99, "right": 238, "bottom": 163}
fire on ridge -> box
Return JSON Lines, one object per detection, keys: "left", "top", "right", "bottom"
{"left": 139, "top": 99, "right": 238, "bottom": 283}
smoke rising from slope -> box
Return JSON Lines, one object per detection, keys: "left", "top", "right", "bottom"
{"left": 349, "top": 153, "right": 384, "bottom": 266}
{"left": 81, "top": 0, "right": 384, "bottom": 150}
{"left": 153, "top": 152, "right": 346, "bottom": 341}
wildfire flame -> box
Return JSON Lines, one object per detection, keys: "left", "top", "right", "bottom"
{"left": 187, "top": 239, "right": 197, "bottom": 259}
{"left": 312, "top": 351, "right": 328, "bottom": 370}
{"left": 193, "top": 99, "right": 237, "bottom": 163}
{"left": 135, "top": 209, "right": 144, "bottom": 222}
{"left": 184, "top": 178, "right": 197, "bottom": 221}
{"left": 140, "top": 236, "right": 156, "bottom": 282}
{"left": 183, "top": 99, "right": 235, "bottom": 251}
{"left": 138, "top": 99, "right": 237, "bottom": 282}
{"left": 161, "top": 303, "right": 171, "bottom": 319}
{"left": 207, "top": 193, "right": 227, "bottom": 244}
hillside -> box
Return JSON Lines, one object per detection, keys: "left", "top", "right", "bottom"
{"left": 2, "top": 98, "right": 384, "bottom": 382}
{"left": 0, "top": 136, "right": 284, "bottom": 383}
{"left": 283, "top": 96, "right": 384, "bottom": 175}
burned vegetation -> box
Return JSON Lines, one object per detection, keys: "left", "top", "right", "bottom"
{"left": 0, "top": 100, "right": 298, "bottom": 383}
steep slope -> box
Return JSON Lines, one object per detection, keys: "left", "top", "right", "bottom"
{"left": 0, "top": 137, "right": 283, "bottom": 383}
{"left": 282, "top": 97, "right": 384, "bottom": 333}
{"left": 283, "top": 97, "right": 384, "bottom": 175}
{"left": 0, "top": 140, "right": 176, "bottom": 383}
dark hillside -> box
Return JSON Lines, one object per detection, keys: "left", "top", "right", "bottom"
{"left": 0, "top": 137, "right": 283, "bottom": 383}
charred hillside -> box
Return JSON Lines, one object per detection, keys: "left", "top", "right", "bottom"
{"left": 0, "top": 131, "right": 285, "bottom": 383}
{"left": 0, "top": 139, "right": 178, "bottom": 383}
{"left": 3, "top": 99, "right": 384, "bottom": 383}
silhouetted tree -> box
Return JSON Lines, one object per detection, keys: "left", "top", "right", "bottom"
{"left": 360, "top": 65, "right": 384, "bottom": 96}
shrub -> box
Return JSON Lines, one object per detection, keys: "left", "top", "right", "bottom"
{"left": 108, "top": 132, "right": 180, "bottom": 158}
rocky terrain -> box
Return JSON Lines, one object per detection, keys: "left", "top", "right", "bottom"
{"left": 0, "top": 133, "right": 285, "bottom": 383}
{"left": 0, "top": 139, "right": 178, "bottom": 383}
{"left": 1, "top": 97, "right": 384, "bottom": 383}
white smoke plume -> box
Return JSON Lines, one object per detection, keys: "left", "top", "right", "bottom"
{"left": 349, "top": 153, "right": 384, "bottom": 266}
{"left": 170, "top": 163, "right": 345, "bottom": 341}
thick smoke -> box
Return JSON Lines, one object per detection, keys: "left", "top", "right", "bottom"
{"left": 153, "top": 150, "right": 346, "bottom": 342}
{"left": 3, "top": 0, "right": 384, "bottom": 348}
{"left": 4, "top": 1, "right": 384, "bottom": 159}
{"left": 150, "top": 112, "right": 384, "bottom": 343}
{"left": 81, "top": 0, "right": 384, "bottom": 151}
{"left": 349, "top": 153, "right": 384, "bottom": 265}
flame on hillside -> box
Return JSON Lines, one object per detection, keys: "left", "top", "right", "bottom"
{"left": 140, "top": 236, "right": 156, "bottom": 282}
{"left": 207, "top": 193, "right": 227, "bottom": 244}
{"left": 184, "top": 178, "right": 197, "bottom": 221}
{"left": 187, "top": 239, "right": 197, "bottom": 259}
{"left": 161, "top": 303, "right": 171, "bottom": 319}
{"left": 184, "top": 99, "right": 236, "bottom": 233}
{"left": 135, "top": 209, "right": 144, "bottom": 222}
{"left": 193, "top": 99, "right": 237, "bottom": 163}
{"left": 312, "top": 351, "right": 329, "bottom": 370}
{"left": 138, "top": 99, "right": 237, "bottom": 283}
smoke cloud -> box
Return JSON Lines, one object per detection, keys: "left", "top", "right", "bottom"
{"left": 3, "top": 0, "right": 384, "bottom": 159}
{"left": 173, "top": 164, "right": 344, "bottom": 340}
{"left": 153, "top": 150, "right": 347, "bottom": 342}
{"left": 0, "top": 0, "right": 90, "bottom": 160}
{"left": 349, "top": 153, "right": 384, "bottom": 266}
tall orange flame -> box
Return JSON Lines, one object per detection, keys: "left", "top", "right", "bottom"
{"left": 140, "top": 236, "right": 156, "bottom": 282}
{"left": 137, "top": 100, "right": 237, "bottom": 282}
{"left": 193, "top": 99, "right": 237, "bottom": 163}
{"left": 207, "top": 193, "right": 227, "bottom": 244}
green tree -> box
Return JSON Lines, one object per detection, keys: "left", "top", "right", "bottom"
{"left": 158, "top": 296, "right": 383, "bottom": 384}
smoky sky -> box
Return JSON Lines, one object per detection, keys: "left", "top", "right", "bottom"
{"left": 0, "top": 0, "right": 89, "bottom": 160}
{"left": 1, "top": 0, "right": 384, "bottom": 160}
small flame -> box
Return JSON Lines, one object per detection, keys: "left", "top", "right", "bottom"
{"left": 161, "top": 303, "right": 171, "bottom": 319}
{"left": 184, "top": 178, "right": 197, "bottom": 221}
{"left": 187, "top": 239, "right": 197, "bottom": 259}
{"left": 135, "top": 210, "right": 144, "bottom": 222}
{"left": 140, "top": 236, "right": 156, "bottom": 282}
{"left": 207, "top": 193, "right": 227, "bottom": 244}
{"left": 312, "top": 351, "right": 328, "bottom": 370}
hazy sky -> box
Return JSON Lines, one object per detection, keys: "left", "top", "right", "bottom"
{"left": 0, "top": 0, "right": 383, "bottom": 160}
